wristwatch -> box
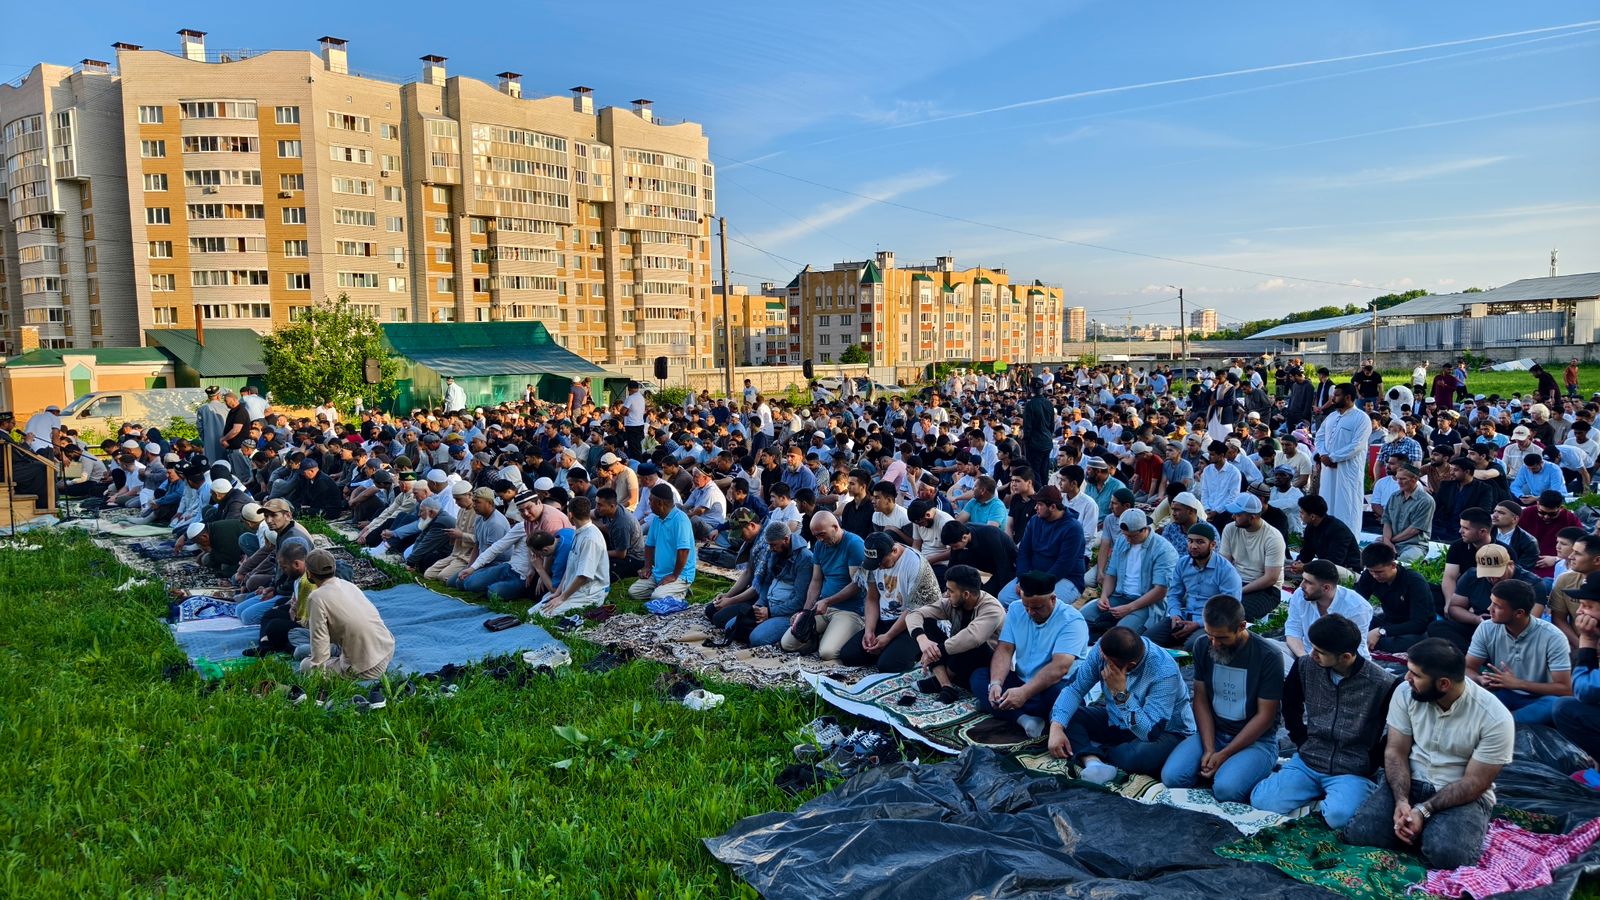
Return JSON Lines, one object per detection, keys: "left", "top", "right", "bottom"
{"left": 1416, "top": 804, "right": 1432, "bottom": 820}
{"left": 1113, "top": 690, "right": 1130, "bottom": 704}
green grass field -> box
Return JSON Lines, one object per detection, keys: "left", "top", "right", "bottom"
{"left": 0, "top": 529, "right": 822, "bottom": 897}
{"left": 1380, "top": 364, "right": 1600, "bottom": 402}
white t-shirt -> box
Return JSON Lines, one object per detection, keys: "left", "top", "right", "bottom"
{"left": 913, "top": 509, "right": 954, "bottom": 561}
{"left": 873, "top": 505, "right": 910, "bottom": 535}
{"left": 623, "top": 392, "right": 646, "bottom": 427}
{"left": 873, "top": 548, "right": 929, "bottom": 621}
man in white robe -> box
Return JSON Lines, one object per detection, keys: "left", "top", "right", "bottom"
{"left": 1314, "top": 383, "right": 1372, "bottom": 527}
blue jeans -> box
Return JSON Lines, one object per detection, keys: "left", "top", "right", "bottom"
{"left": 1552, "top": 698, "right": 1600, "bottom": 762}
{"left": 1160, "top": 728, "right": 1280, "bottom": 803}
{"left": 998, "top": 575, "right": 1081, "bottom": 608}
{"left": 1250, "top": 754, "right": 1377, "bottom": 829}
{"left": 236, "top": 593, "right": 281, "bottom": 626}
{"left": 1506, "top": 693, "right": 1567, "bottom": 726}
{"left": 1062, "top": 705, "right": 1186, "bottom": 776}
{"left": 459, "top": 562, "right": 516, "bottom": 595}
{"left": 749, "top": 616, "right": 790, "bottom": 647}
{"left": 970, "top": 669, "right": 1063, "bottom": 723}
{"left": 1082, "top": 594, "right": 1162, "bottom": 636}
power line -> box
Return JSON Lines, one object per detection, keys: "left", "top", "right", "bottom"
{"left": 714, "top": 152, "right": 1374, "bottom": 289}
{"left": 719, "top": 178, "right": 856, "bottom": 253}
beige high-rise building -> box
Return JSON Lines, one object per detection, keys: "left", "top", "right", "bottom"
{"left": 787, "top": 252, "right": 1063, "bottom": 369}
{"left": 712, "top": 282, "right": 788, "bottom": 368}
{"left": 0, "top": 30, "right": 717, "bottom": 369}
{"left": 1190, "top": 307, "right": 1218, "bottom": 336}
{"left": 1066, "top": 305, "right": 1086, "bottom": 342}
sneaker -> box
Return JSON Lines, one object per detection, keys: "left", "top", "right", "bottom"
{"left": 360, "top": 684, "right": 386, "bottom": 710}
{"left": 285, "top": 685, "right": 307, "bottom": 705}
{"left": 1081, "top": 760, "right": 1118, "bottom": 785}
{"left": 937, "top": 685, "right": 961, "bottom": 705}
{"left": 682, "top": 689, "right": 725, "bottom": 710}
{"left": 522, "top": 646, "right": 573, "bottom": 670}
{"left": 1017, "top": 714, "right": 1047, "bottom": 740}
{"left": 916, "top": 675, "right": 943, "bottom": 694}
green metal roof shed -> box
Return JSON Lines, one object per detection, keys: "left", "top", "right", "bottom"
{"left": 145, "top": 328, "right": 269, "bottom": 393}
{"left": 381, "top": 321, "right": 622, "bottom": 411}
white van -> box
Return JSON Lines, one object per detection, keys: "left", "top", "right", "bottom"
{"left": 58, "top": 388, "right": 209, "bottom": 435}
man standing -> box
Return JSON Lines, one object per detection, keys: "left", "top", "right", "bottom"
{"left": 1253, "top": 614, "right": 1398, "bottom": 829}
{"left": 974, "top": 570, "right": 1087, "bottom": 738}
{"left": 1022, "top": 378, "right": 1055, "bottom": 489}
{"left": 1341, "top": 638, "right": 1513, "bottom": 870}
{"left": 443, "top": 376, "right": 467, "bottom": 413}
{"left": 1315, "top": 383, "right": 1373, "bottom": 526}
{"left": 198, "top": 386, "right": 227, "bottom": 462}
{"left": 1047, "top": 625, "right": 1194, "bottom": 784}
{"left": 1161, "top": 595, "right": 1283, "bottom": 803}
{"left": 622, "top": 381, "right": 647, "bottom": 458}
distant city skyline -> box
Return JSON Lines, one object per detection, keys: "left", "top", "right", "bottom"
{"left": 5, "top": 2, "right": 1597, "bottom": 329}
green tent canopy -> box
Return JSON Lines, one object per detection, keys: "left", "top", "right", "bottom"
{"left": 381, "top": 321, "right": 623, "bottom": 411}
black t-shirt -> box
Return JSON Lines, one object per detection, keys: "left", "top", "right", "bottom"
{"left": 1008, "top": 492, "right": 1037, "bottom": 540}
{"left": 222, "top": 404, "right": 253, "bottom": 451}
{"left": 1193, "top": 632, "right": 1284, "bottom": 735}
{"left": 1356, "top": 567, "right": 1436, "bottom": 634}
{"left": 1352, "top": 370, "right": 1382, "bottom": 399}
{"left": 948, "top": 525, "right": 1018, "bottom": 592}
{"left": 837, "top": 496, "right": 875, "bottom": 541}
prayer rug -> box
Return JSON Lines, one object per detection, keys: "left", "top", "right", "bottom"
{"left": 1215, "top": 816, "right": 1428, "bottom": 900}
{"left": 588, "top": 611, "right": 875, "bottom": 689}
{"left": 803, "top": 670, "right": 988, "bottom": 753}
{"left": 168, "top": 583, "right": 567, "bottom": 677}
{"left": 1420, "top": 817, "right": 1600, "bottom": 898}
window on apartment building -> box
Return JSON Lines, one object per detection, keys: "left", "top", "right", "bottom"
{"left": 327, "top": 112, "right": 371, "bottom": 132}
{"left": 283, "top": 240, "right": 308, "bottom": 258}
{"left": 388, "top": 277, "right": 406, "bottom": 293}
{"left": 389, "top": 247, "right": 405, "bottom": 263}
{"left": 470, "top": 219, "right": 487, "bottom": 235}
{"left": 150, "top": 273, "right": 176, "bottom": 292}
{"left": 383, "top": 186, "right": 403, "bottom": 202}
{"left": 818, "top": 315, "right": 830, "bottom": 326}
{"left": 380, "top": 123, "right": 399, "bottom": 140}
{"left": 385, "top": 216, "right": 404, "bottom": 233}
{"left": 591, "top": 283, "right": 605, "bottom": 298}
{"left": 840, "top": 314, "right": 852, "bottom": 326}
{"left": 142, "top": 173, "right": 168, "bottom": 192}
{"left": 434, "top": 247, "right": 452, "bottom": 264}
{"left": 819, "top": 334, "right": 830, "bottom": 346}
{"left": 436, "top": 277, "right": 453, "bottom": 294}
{"left": 379, "top": 154, "right": 400, "bottom": 172}
{"left": 286, "top": 273, "right": 310, "bottom": 291}
{"left": 280, "top": 173, "right": 304, "bottom": 192}
{"left": 433, "top": 218, "right": 449, "bottom": 235}
{"left": 282, "top": 208, "right": 306, "bottom": 225}
{"left": 138, "top": 105, "right": 164, "bottom": 124}
{"left": 337, "top": 272, "right": 379, "bottom": 289}
{"left": 152, "top": 306, "right": 178, "bottom": 325}
{"left": 148, "top": 241, "right": 172, "bottom": 259}
{"left": 390, "top": 307, "right": 408, "bottom": 321}
{"left": 431, "top": 187, "right": 448, "bottom": 205}
{"left": 82, "top": 214, "right": 92, "bottom": 235}
{"left": 274, "top": 106, "right": 300, "bottom": 125}
{"left": 277, "top": 140, "right": 301, "bottom": 158}
{"left": 140, "top": 140, "right": 166, "bottom": 158}
{"left": 146, "top": 207, "right": 170, "bottom": 225}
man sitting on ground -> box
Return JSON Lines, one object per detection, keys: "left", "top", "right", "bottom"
{"left": 1253, "top": 614, "right": 1398, "bottom": 829}
{"left": 1219, "top": 493, "right": 1286, "bottom": 621}
{"left": 627, "top": 483, "right": 698, "bottom": 602}
{"left": 1084, "top": 508, "right": 1177, "bottom": 638}
{"left": 1379, "top": 463, "right": 1435, "bottom": 564}
{"left": 299, "top": 549, "right": 395, "bottom": 679}
{"left": 1341, "top": 638, "right": 1513, "bottom": 870}
{"left": 940, "top": 519, "right": 1017, "bottom": 597}
{"left": 1288, "top": 495, "right": 1362, "bottom": 583}
{"left": 906, "top": 564, "right": 1007, "bottom": 704}
{"left": 973, "top": 570, "right": 1088, "bottom": 739}
{"left": 781, "top": 511, "right": 867, "bottom": 661}
{"left": 1465, "top": 579, "right": 1572, "bottom": 722}
{"left": 839, "top": 532, "right": 943, "bottom": 672}
{"left": 1429, "top": 543, "right": 1547, "bottom": 652}
{"left": 1157, "top": 522, "right": 1243, "bottom": 649}
{"left": 535, "top": 497, "right": 610, "bottom": 617}
{"left": 1358, "top": 542, "right": 1436, "bottom": 653}
{"left": 1047, "top": 624, "right": 1194, "bottom": 784}
{"left": 1160, "top": 595, "right": 1283, "bottom": 803}
{"left": 1548, "top": 572, "right": 1600, "bottom": 762}
{"left": 1000, "top": 486, "right": 1086, "bottom": 606}
{"left": 1286, "top": 559, "right": 1376, "bottom": 661}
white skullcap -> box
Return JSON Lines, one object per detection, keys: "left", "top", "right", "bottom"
{"left": 425, "top": 468, "right": 449, "bottom": 482}
{"left": 144, "top": 442, "right": 161, "bottom": 454}
{"left": 210, "top": 478, "right": 232, "bottom": 493}
{"left": 450, "top": 480, "right": 473, "bottom": 496}
{"left": 186, "top": 522, "right": 206, "bottom": 539}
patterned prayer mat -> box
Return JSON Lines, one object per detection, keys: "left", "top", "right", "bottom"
{"left": 588, "top": 611, "right": 876, "bottom": 689}
{"left": 1216, "top": 817, "right": 1427, "bottom": 900}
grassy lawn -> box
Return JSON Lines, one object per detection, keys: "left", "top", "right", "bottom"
{"left": 0, "top": 529, "right": 822, "bottom": 897}
{"left": 1380, "top": 363, "right": 1600, "bottom": 401}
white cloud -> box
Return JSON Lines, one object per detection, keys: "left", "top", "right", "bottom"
{"left": 853, "top": 99, "right": 945, "bottom": 126}
{"left": 1291, "top": 155, "right": 1510, "bottom": 190}
{"left": 744, "top": 170, "right": 950, "bottom": 246}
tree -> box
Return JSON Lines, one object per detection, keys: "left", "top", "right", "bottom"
{"left": 261, "top": 294, "right": 401, "bottom": 409}
{"left": 838, "top": 342, "right": 871, "bottom": 365}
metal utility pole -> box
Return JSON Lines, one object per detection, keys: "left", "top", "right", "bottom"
{"left": 718, "top": 216, "right": 735, "bottom": 403}
{"left": 1174, "top": 287, "right": 1187, "bottom": 365}
{"left": 1091, "top": 319, "right": 1099, "bottom": 362}
{"left": 1370, "top": 299, "right": 1379, "bottom": 368}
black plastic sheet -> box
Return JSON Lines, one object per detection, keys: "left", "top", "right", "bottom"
{"left": 706, "top": 748, "right": 1337, "bottom": 899}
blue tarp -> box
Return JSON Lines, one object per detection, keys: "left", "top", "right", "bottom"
{"left": 168, "top": 583, "right": 566, "bottom": 675}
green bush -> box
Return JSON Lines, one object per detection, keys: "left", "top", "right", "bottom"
{"left": 650, "top": 386, "right": 691, "bottom": 410}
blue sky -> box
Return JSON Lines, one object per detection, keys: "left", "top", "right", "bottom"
{"left": 5, "top": 2, "right": 1598, "bottom": 326}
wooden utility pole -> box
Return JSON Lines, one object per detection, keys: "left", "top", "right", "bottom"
{"left": 718, "top": 217, "right": 735, "bottom": 402}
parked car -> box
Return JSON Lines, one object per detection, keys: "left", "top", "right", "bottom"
{"left": 57, "top": 388, "right": 209, "bottom": 436}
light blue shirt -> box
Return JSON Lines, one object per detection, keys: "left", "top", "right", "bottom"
{"left": 1051, "top": 637, "right": 1196, "bottom": 739}
{"left": 999, "top": 598, "right": 1088, "bottom": 683}
{"left": 647, "top": 507, "right": 697, "bottom": 584}
{"left": 1510, "top": 463, "right": 1564, "bottom": 499}
{"left": 962, "top": 495, "right": 1008, "bottom": 529}
{"left": 1166, "top": 552, "right": 1244, "bottom": 621}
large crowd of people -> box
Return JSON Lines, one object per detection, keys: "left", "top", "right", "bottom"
{"left": 11, "top": 354, "right": 1600, "bottom": 867}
